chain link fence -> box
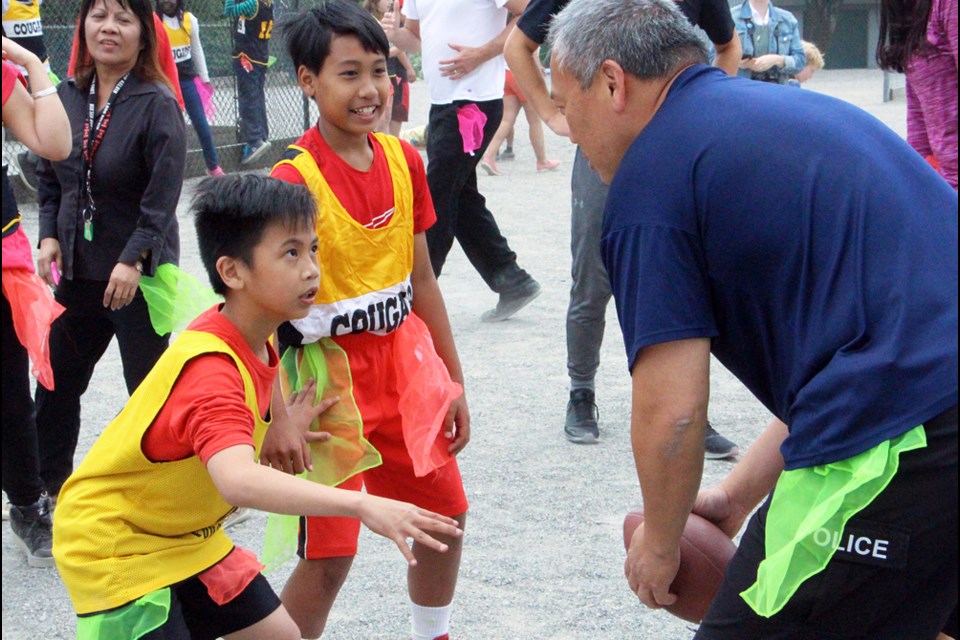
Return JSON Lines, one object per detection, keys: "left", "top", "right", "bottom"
{"left": 4, "top": 0, "right": 338, "bottom": 201}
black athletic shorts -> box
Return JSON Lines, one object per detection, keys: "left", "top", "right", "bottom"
{"left": 140, "top": 572, "right": 281, "bottom": 640}
{"left": 696, "top": 404, "right": 958, "bottom": 640}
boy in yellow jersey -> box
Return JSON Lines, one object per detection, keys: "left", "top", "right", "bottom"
{"left": 51, "top": 175, "right": 462, "bottom": 640}
{"left": 266, "top": 3, "right": 470, "bottom": 639}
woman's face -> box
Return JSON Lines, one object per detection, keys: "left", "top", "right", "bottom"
{"left": 85, "top": 0, "right": 143, "bottom": 72}
{"left": 158, "top": 0, "right": 177, "bottom": 17}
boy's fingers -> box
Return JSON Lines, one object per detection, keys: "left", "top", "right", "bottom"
{"left": 312, "top": 396, "right": 340, "bottom": 416}
{"left": 393, "top": 538, "right": 418, "bottom": 566}
{"left": 411, "top": 529, "right": 449, "bottom": 554}
{"left": 300, "top": 440, "right": 314, "bottom": 472}
{"left": 303, "top": 430, "right": 331, "bottom": 443}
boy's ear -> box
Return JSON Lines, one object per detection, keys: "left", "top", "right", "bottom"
{"left": 297, "top": 65, "right": 319, "bottom": 98}
{"left": 217, "top": 255, "right": 245, "bottom": 291}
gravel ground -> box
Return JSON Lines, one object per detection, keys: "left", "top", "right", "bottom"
{"left": 2, "top": 69, "right": 906, "bottom": 640}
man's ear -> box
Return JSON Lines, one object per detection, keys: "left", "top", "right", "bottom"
{"left": 217, "top": 255, "right": 245, "bottom": 292}
{"left": 599, "top": 59, "right": 628, "bottom": 113}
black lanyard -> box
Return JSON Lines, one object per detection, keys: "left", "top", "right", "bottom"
{"left": 80, "top": 73, "right": 128, "bottom": 241}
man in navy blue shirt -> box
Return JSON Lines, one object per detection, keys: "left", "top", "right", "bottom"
{"left": 549, "top": 0, "right": 957, "bottom": 636}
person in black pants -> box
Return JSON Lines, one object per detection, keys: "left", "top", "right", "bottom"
{"left": 386, "top": 0, "right": 541, "bottom": 323}
{"left": 34, "top": 0, "right": 186, "bottom": 501}
{"left": 1, "top": 36, "right": 71, "bottom": 567}
{"left": 225, "top": 0, "right": 273, "bottom": 165}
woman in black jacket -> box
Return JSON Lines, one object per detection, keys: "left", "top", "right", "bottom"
{"left": 35, "top": 0, "right": 186, "bottom": 501}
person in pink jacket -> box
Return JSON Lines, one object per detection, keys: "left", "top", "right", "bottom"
{"left": 878, "top": 0, "right": 958, "bottom": 189}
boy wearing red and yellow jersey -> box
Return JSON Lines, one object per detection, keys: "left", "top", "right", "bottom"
{"left": 268, "top": 3, "right": 469, "bottom": 640}
{"left": 51, "top": 175, "right": 461, "bottom": 640}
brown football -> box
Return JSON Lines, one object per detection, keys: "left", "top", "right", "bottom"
{"left": 623, "top": 510, "right": 737, "bottom": 623}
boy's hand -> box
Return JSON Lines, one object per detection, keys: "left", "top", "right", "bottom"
{"left": 260, "top": 380, "right": 336, "bottom": 475}
{"left": 357, "top": 494, "right": 462, "bottom": 566}
{"left": 444, "top": 394, "right": 470, "bottom": 455}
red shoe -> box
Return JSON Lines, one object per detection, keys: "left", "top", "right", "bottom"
{"left": 536, "top": 159, "right": 561, "bottom": 172}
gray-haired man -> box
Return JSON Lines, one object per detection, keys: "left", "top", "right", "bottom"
{"left": 549, "top": 0, "right": 957, "bottom": 636}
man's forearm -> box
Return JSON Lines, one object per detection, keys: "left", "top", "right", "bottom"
{"left": 713, "top": 35, "right": 742, "bottom": 76}
{"left": 633, "top": 412, "right": 706, "bottom": 554}
{"left": 391, "top": 27, "right": 421, "bottom": 53}
{"left": 719, "top": 418, "right": 787, "bottom": 512}
{"left": 504, "top": 27, "right": 557, "bottom": 124}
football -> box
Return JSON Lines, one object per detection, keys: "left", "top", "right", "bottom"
{"left": 622, "top": 510, "right": 737, "bottom": 623}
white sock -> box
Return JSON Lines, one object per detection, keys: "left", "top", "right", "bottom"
{"left": 410, "top": 602, "right": 452, "bottom": 640}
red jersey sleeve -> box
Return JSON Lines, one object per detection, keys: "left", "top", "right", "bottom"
{"left": 142, "top": 353, "right": 258, "bottom": 464}
{"left": 2, "top": 61, "right": 26, "bottom": 106}
{"left": 400, "top": 139, "right": 437, "bottom": 234}
{"left": 270, "top": 162, "right": 306, "bottom": 185}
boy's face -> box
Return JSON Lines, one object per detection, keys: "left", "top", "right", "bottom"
{"left": 238, "top": 220, "right": 320, "bottom": 323}
{"left": 298, "top": 34, "right": 390, "bottom": 140}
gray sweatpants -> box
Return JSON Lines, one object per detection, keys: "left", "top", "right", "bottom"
{"left": 567, "top": 148, "right": 613, "bottom": 386}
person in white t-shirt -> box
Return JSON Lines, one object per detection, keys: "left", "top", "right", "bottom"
{"left": 386, "top": 0, "right": 542, "bottom": 323}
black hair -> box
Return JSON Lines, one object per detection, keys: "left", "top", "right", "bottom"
{"left": 281, "top": 0, "right": 390, "bottom": 74}
{"left": 155, "top": 0, "right": 185, "bottom": 23}
{"left": 876, "top": 0, "right": 933, "bottom": 73}
{"left": 193, "top": 175, "right": 317, "bottom": 295}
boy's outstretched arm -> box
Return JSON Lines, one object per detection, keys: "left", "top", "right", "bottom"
{"left": 207, "top": 444, "right": 462, "bottom": 565}
{"left": 410, "top": 233, "right": 470, "bottom": 455}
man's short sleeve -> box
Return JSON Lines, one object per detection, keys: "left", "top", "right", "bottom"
{"left": 402, "top": 0, "right": 418, "bottom": 20}
{"left": 516, "top": 0, "right": 568, "bottom": 44}
{"left": 602, "top": 222, "right": 718, "bottom": 371}
{"left": 695, "top": 0, "right": 736, "bottom": 44}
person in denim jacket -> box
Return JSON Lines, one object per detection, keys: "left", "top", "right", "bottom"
{"left": 734, "top": 0, "right": 805, "bottom": 84}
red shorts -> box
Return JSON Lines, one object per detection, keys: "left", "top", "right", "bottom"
{"left": 503, "top": 69, "right": 527, "bottom": 105}
{"left": 297, "top": 331, "right": 468, "bottom": 560}
{"left": 390, "top": 74, "right": 410, "bottom": 122}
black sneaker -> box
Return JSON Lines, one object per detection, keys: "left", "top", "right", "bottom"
{"left": 564, "top": 389, "right": 600, "bottom": 444}
{"left": 16, "top": 151, "right": 39, "bottom": 192}
{"left": 9, "top": 496, "right": 54, "bottom": 568}
{"left": 497, "top": 147, "right": 515, "bottom": 161}
{"left": 704, "top": 423, "right": 739, "bottom": 460}
{"left": 481, "top": 278, "right": 541, "bottom": 322}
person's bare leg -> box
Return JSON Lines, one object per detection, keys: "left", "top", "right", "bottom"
{"left": 389, "top": 118, "right": 403, "bottom": 137}
{"left": 481, "top": 96, "right": 521, "bottom": 174}
{"left": 408, "top": 512, "right": 466, "bottom": 605}
{"left": 524, "top": 103, "right": 560, "bottom": 171}
{"left": 280, "top": 556, "right": 353, "bottom": 639}
{"left": 224, "top": 606, "right": 301, "bottom": 640}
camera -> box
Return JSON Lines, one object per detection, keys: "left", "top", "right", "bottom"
{"left": 750, "top": 69, "right": 782, "bottom": 83}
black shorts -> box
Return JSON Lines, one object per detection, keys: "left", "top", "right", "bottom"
{"left": 140, "top": 572, "right": 281, "bottom": 640}
{"left": 696, "top": 405, "right": 958, "bottom": 640}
